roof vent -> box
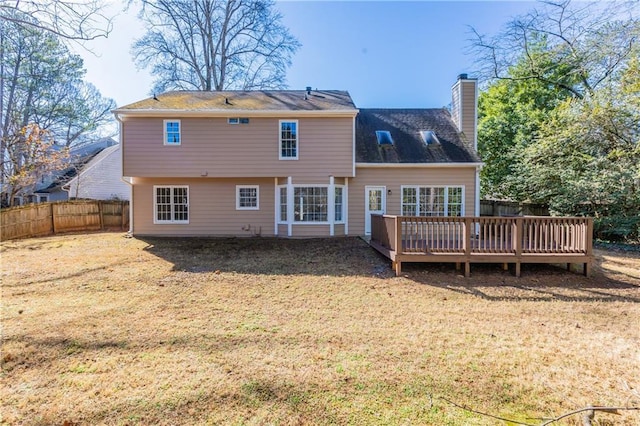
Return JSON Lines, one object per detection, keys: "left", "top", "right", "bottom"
{"left": 306, "top": 86, "right": 312, "bottom": 95}
{"left": 420, "top": 130, "right": 441, "bottom": 145}
{"left": 375, "top": 130, "right": 394, "bottom": 145}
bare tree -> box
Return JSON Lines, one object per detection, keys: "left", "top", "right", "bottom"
{"left": 0, "top": 0, "right": 113, "bottom": 41}
{"left": 132, "top": 0, "right": 300, "bottom": 92}
{"left": 0, "top": 18, "right": 115, "bottom": 204}
{"left": 2, "top": 124, "right": 70, "bottom": 206}
{"left": 470, "top": 0, "right": 640, "bottom": 98}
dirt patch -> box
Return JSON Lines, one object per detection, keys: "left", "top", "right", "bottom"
{"left": 2, "top": 233, "right": 639, "bottom": 425}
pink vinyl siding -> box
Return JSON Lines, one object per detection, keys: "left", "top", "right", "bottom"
{"left": 348, "top": 166, "right": 478, "bottom": 236}
{"left": 123, "top": 117, "right": 354, "bottom": 180}
{"left": 132, "top": 177, "right": 275, "bottom": 236}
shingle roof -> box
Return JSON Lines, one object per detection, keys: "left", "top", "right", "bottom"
{"left": 355, "top": 108, "right": 481, "bottom": 164}
{"left": 116, "top": 90, "right": 357, "bottom": 112}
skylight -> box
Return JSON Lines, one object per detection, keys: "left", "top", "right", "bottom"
{"left": 375, "top": 130, "right": 394, "bottom": 145}
{"left": 420, "top": 130, "right": 441, "bottom": 145}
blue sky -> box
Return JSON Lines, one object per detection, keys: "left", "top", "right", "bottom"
{"left": 78, "top": 1, "right": 537, "bottom": 109}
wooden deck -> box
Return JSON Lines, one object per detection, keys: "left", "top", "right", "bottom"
{"left": 369, "top": 215, "right": 594, "bottom": 277}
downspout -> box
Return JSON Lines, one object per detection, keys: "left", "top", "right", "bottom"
{"left": 475, "top": 165, "right": 481, "bottom": 218}
{"left": 114, "top": 113, "right": 133, "bottom": 234}
{"left": 328, "top": 176, "right": 335, "bottom": 236}
{"left": 286, "top": 176, "right": 293, "bottom": 237}
{"left": 274, "top": 177, "right": 278, "bottom": 236}
{"left": 344, "top": 177, "right": 349, "bottom": 235}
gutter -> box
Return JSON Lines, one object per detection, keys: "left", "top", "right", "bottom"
{"left": 355, "top": 162, "right": 484, "bottom": 168}
{"left": 111, "top": 109, "right": 359, "bottom": 119}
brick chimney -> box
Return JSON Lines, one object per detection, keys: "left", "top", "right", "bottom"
{"left": 451, "top": 74, "right": 478, "bottom": 150}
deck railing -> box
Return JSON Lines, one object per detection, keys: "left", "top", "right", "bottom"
{"left": 370, "top": 215, "right": 593, "bottom": 276}
{"left": 371, "top": 215, "right": 592, "bottom": 255}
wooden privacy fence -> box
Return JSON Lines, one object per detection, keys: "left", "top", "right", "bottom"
{"left": 480, "top": 199, "right": 549, "bottom": 216}
{"left": 1, "top": 200, "right": 129, "bottom": 241}
{"left": 370, "top": 215, "right": 593, "bottom": 277}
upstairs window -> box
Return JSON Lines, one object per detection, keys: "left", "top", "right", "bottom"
{"left": 164, "top": 120, "right": 181, "bottom": 145}
{"left": 375, "top": 130, "right": 394, "bottom": 145}
{"left": 279, "top": 120, "right": 298, "bottom": 159}
{"left": 228, "top": 118, "right": 250, "bottom": 124}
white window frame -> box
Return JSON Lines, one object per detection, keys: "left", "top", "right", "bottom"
{"left": 153, "top": 185, "right": 189, "bottom": 224}
{"left": 334, "top": 186, "right": 345, "bottom": 223}
{"left": 236, "top": 185, "right": 259, "bottom": 210}
{"left": 279, "top": 120, "right": 299, "bottom": 160}
{"left": 228, "top": 117, "right": 250, "bottom": 125}
{"left": 277, "top": 184, "right": 345, "bottom": 224}
{"left": 163, "top": 120, "right": 181, "bottom": 145}
{"left": 401, "top": 185, "right": 464, "bottom": 217}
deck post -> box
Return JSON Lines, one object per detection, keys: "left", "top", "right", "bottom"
{"left": 394, "top": 216, "right": 402, "bottom": 255}
{"left": 515, "top": 218, "right": 523, "bottom": 277}
{"left": 464, "top": 218, "right": 472, "bottom": 277}
{"left": 584, "top": 218, "right": 594, "bottom": 277}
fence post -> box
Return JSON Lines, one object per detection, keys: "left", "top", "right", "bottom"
{"left": 51, "top": 203, "right": 57, "bottom": 235}
{"left": 121, "top": 201, "right": 126, "bottom": 230}
{"left": 98, "top": 201, "right": 104, "bottom": 230}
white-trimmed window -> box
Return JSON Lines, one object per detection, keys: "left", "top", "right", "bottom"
{"left": 279, "top": 120, "right": 298, "bottom": 160}
{"left": 228, "top": 118, "right": 250, "bottom": 124}
{"left": 401, "top": 186, "right": 463, "bottom": 217}
{"left": 334, "top": 187, "right": 344, "bottom": 222}
{"left": 154, "top": 185, "right": 189, "bottom": 223}
{"left": 295, "top": 187, "right": 326, "bottom": 221}
{"left": 279, "top": 187, "right": 287, "bottom": 221}
{"left": 236, "top": 185, "right": 259, "bottom": 210}
{"left": 164, "top": 120, "right": 181, "bottom": 145}
{"left": 278, "top": 185, "right": 345, "bottom": 223}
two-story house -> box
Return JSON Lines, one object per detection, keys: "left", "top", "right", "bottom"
{"left": 113, "top": 75, "right": 481, "bottom": 237}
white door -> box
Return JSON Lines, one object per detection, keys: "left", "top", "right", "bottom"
{"left": 365, "top": 186, "right": 386, "bottom": 235}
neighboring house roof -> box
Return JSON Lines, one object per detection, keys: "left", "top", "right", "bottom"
{"left": 114, "top": 90, "right": 358, "bottom": 115}
{"left": 355, "top": 108, "right": 481, "bottom": 164}
{"left": 63, "top": 144, "right": 129, "bottom": 201}
{"left": 67, "top": 144, "right": 120, "bottom": 183}
{"left": 35, "top": 138, "right": 117, "bottom": 193}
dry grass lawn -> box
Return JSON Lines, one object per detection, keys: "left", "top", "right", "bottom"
{"left": 1, "top": 232, "right": 639, "bottom": 425}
